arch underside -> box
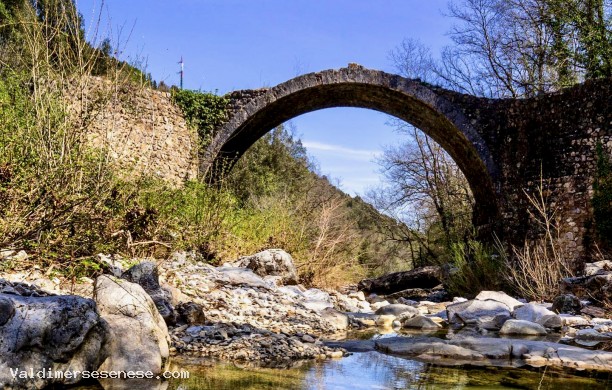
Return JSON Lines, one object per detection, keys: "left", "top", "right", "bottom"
{"left": 209, "top": 73, "right": 501, "bottom": 233}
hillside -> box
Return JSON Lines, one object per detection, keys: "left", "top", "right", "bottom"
{"left": 0, "top": 0, "right": 413, "bottom": 288}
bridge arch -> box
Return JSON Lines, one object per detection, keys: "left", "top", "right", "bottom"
{"left": 204, "top": 66, "right": 501, "bottom": 232}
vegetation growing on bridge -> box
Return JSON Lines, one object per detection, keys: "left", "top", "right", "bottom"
{"left": 171, "top": 89, "right": 229, "bottom": 149}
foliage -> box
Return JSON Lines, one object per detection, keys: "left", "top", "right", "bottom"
{"left": 593, "top": 142, "right": 612, "bottom": 248}
{"left": 445, "top": 239, "right": 503, "bottom": 297}
{"left": 171, "top": 89, "right": 229, "bottom": 148}
{"left": 0, "top": 0, "right": 156, "bottom": 272}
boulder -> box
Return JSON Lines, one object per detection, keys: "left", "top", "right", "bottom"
{"left": 94, "top": 275, "right": 170, "bottom": 375}
{"left": 552, "top": 294, "right": 583, "bottom": 314}
{"left": 446, "top": 299, "right": 511, "bottom": 329}
{"left": 375, "top": 336, "right": 612, "bottom": 372}
{"left": 0, "top": 292, "right": 109, "bottom": 389}
{"left": 358, "top": 266, "right": 442, "bottom": 295}
{"left": 214, "top": 266, "right": 271, "bottom": 289}
{"left": 559, "top": 314, "right": 591, "bottom": 327}
{"left": 121, "top": 261, "right": 176, "bottom": 324}
{"left": 234, "top": 249, "right": 299, "bottom": 285}
{"left": 585, "top": 260, "right": 612, "bottom": 276}
{"left": 499, "top": 319, "right": 547, "bottom": 336}
{"left": 375, "top": 303, "right": 420, "bottom": 317}
{"left": 375, "top": 314, "right": 396, "bottom": 328}
{"left": 300, "top": 288, "right": 333, "bottom": 312}
{"left": 513, "top": 303, "right": 562, "bottom": 330}
{"left": 321, "top": 308, "right": 349, "bottom": 330}
{"left": 475, "top": 291, "right": 523, "bottom": 311}
{"left": 538, "top": 314, "right": 563, "bottom": 330}
{"left": 575, "top": 328, "right": 612, "bottom": 341}
{"left": 402, "top": 315, "right": 442, "bottom": 329}
{"left": 176, "top": 302, "right": 206, "bottom": 325}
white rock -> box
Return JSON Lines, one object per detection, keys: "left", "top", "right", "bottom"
{"left": 499, "top": 319, "right": 547, "bottom": 336}
{"left": 94, "top": 275, "right": 170, "bottom": 375}
{"left": 476, "top": 291, "right": 524, "bottom": 310}
{"left": 559, "top": 314, "right": 591, "bottom": 327}
{"left": 447, "top": 299, "right": 511, "bottom": 329}
{"left": 370, "top": 301, "right": 390, "bottom": 311}
{"left": 585, "top": 260, "right": 612, "bottom": 276}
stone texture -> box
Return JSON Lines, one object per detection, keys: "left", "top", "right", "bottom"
{"left": 513, "top": 303, "right": 562, "bottom": 330}
{"left": 0, "top": 293, "right": 109, "bottom": 389}
{"left": 76, "top": 77, "right": 197, "bottom": 185}
{"left": 475, "top": 291, "right": 523, "bottom": 310}
{"left": 320, "top": 308, "right": 349, "bottom": 330}
{"left": 375, "top": 336, "right": 612, "bottom": 372}
{"left": 121, "top": 261, "right": 176, "bottom": 324}
{"left": 585, "top": 260, "right": 612, "bottom": 276}
{"left": 176, "top": 302, "right": 206, "bottom": 325}
{"left": 357, "top": 266, "right": 442, "bottom": 295}
{"left": 402, "top": 315, "right": 442, "bottom": 329}
{"left": 446, "top": 299, "right": 511, "bottom": 329}
{"left": 499, "top": 319, "right": 548, "bottom": 336}
{"left": 94, "top": 275, "right": 170, "bottom": 375}
{"left": 575, "top": 328, "right": 612, "bottom": 341}
{"left": 234, "top": 249, "right": 299, "bottom": 285}
{"left": 552, "top": 294, "right": 583, "bottom": 314}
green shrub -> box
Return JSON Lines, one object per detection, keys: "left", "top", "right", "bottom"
{"left": 444, "top": 239, "right": 503, "bottom": 297}
{"left": 171, "top": 89, "right": 229, "bottom": 148}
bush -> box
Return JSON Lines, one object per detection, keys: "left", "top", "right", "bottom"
{"left": 444, "top": 239, "right": 502, "bottom": 297}
{"left": 171, "top": 89, "right": 229, "bottom": 148}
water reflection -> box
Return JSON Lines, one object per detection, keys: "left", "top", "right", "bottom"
{"left": 162, "top": 351, "right": 611, "bottom": 390}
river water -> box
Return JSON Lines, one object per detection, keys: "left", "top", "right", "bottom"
{"left": 72, "top": 328, "right": 612, "bottom": 389}
{"left": 163, "top": 351, "right": 611, "bottom": 390}
{"left": 77, "top": 348, "right": 611, "bottom": 390}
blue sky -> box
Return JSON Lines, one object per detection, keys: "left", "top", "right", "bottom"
{"left": 76, "top": 0, "right": 453, "bottom": 195}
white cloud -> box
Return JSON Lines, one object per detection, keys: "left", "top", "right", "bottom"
{"left": 302, "top": 141, "right": 379, "bottom": 161}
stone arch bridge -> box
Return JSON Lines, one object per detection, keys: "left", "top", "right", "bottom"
{"left": 203, "top": 65, "right": 611, "bottom": 261}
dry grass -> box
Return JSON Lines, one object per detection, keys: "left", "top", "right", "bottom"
{"left": 502, "top": 178, "right": 575, "bottom": 301}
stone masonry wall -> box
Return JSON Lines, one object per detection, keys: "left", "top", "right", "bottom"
{"left": 211, "top": 67, "right": 611, "bottom": 263}
{"left": 80, "top": 78, "right": 198, "bottom": 185}
{"left": 442, "top": 78, "right": 612, "bottom": 261}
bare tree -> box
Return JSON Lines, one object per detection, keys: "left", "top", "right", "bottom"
{"left": 392, "top": 0, "right": 611, "bottom": 98}
{"left": 367, "top": 123, "right": 474, "bottom": 265}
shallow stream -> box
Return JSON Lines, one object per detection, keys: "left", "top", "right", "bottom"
{"left": 76, "top": 330, "right": 612, "bottom": 389}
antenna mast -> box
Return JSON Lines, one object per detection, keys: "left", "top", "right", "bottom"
{"left": 178, "top": 57, "right": 184, "bottom": 89}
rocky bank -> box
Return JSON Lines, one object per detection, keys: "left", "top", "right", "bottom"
{"left": 0, "top": 249, "right": 611, "bottom": 388}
